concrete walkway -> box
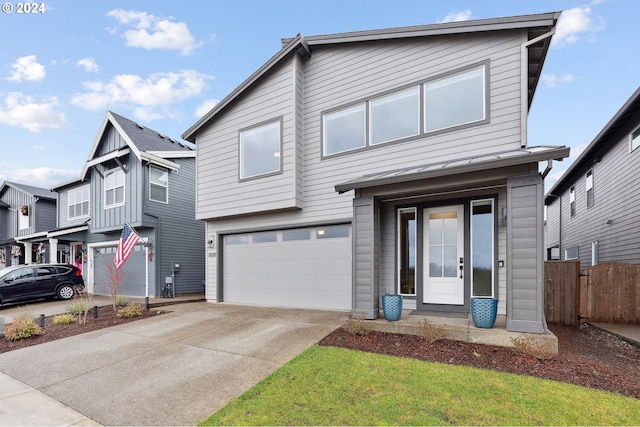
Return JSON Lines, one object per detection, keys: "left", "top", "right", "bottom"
{"left": 0, "top": 301, "right": 344, "bottom": 426}
{"left": 590, "top": 322, "right": 640, "bottom": 348}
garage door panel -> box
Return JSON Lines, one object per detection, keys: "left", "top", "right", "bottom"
{"left": 93, "top": 245, "right": 146, "bottom": 297}
{"left": 224, "top": 227, "right": 352, "bottom": 310}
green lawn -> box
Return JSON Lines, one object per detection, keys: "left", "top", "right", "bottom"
{"left": 201, "top": 345, "right": 640, "bottom": 426}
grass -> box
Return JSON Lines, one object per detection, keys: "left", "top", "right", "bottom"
{"left": 200, "top": 345, "right": 640, "bottom": 426}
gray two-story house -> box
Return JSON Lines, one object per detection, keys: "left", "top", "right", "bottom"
{"left": 0, "top": 182, "right": 57, "bottom": 267}
{"left": 184, "top": 12, "right": 569, "bottom": 333}
{"left": 50, "top": 111, "right": 205, "bottom": 298}
{"left": 545, "top": 87, "right": 640, "bottom": 267}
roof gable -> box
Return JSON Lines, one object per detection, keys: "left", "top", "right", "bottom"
{"left": 0, "top": 181, "right": 56, "bottom": 200}
{"left": 182, "top": 11, "right": 561, "bottom": 142}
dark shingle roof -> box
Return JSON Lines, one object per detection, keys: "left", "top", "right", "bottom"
{"left": 109, "top": 111, "right": 194, "bottom": 153}
{"left": 2, "top": 181, "right": 56, "bottom": 200}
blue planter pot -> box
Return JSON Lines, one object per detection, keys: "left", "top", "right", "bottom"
{"left": 382, "top": 294, "right": 403, "bottom": 321}
{"left": 471, "top": 297, "right": 498, "bottom": 328}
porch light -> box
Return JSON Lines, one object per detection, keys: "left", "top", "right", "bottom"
{"left": 317, "top": 229, "right": 325, "bottom": 236}
{"left": 273, "top": 151, "right": 280, "bottom": 157}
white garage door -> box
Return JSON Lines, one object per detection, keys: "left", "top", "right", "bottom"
{"left": 223, "top": 225, "right": 352, "bottom": 310}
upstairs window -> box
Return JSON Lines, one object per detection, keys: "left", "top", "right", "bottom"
{"left": 322, "top": 63, "right": 488, "bottom": 157}
{"left": 68, "top": 185, "right": 90, "bottom": 219}
{"left": 323, "top": 104, "right": 366, "bottom": 156}
{"left": 149, "top": 165, "right": 169, "bottom": 203}
{"left": 631, "top": 126, "right": 640, "bottom": 152}
{"left": 240, "top": 120, "right": 282, "bottom": 179}
{"left": 104, "top": 168, "right": 125, "bottom": 208}
{"left": 586, "top": 170, "right": 594, "bottom": 208}
{"left": 425, "top": 66, "right": 486, "bottom": 133}
{"left": 569, "top": 186, "right": 576, "bottom": 217}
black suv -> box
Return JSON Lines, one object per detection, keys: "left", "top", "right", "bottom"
{"left": 0, "top": 263, "right": 85, "bottom": 305}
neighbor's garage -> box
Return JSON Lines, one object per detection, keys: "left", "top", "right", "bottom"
{"left": 223, "top": 225, "right": 352, "bottom": 310}
{"left": 93, "top": 244, "right": 147, "bottom": 297}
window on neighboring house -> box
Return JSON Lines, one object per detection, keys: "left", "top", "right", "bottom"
{"left": 68, "top": 185, "right": 90, "bottom": 219}
{"left": 149, "top": 165, "right": 169, "bottom": 203}
{"left": 570, "top": 186, "right": 576, "bottom": 217}
{"left": 18, "top": 204, "right": 31, "bottom": 230}
{"left": 240, "top": 120, "right": 282, "bottom": 179}
{"left": 547, "top": 246, "right": 560, "bottom": 260}
{"left": 323, "top": 103, "right": 366, "bottom": 156}
{"left": 370, "top": 87, "right": 420, "bottom": 145}
{"left": 104, "top": 168, "right": 125, "bottom": 208}
{"left": 631, "top": 126, "right": 640, "bottom": 152}
{"left": 565, "top": 246, "right": 578, "bottom": 260}
{"left": 586, "top": 170, "right": 594, "bottom": 208}
{"left": 322, "top": 63, "right": 488, "bottom": 157}
{"left": 425, "top": 66, "right": 486, "bottom": 133}
{"left": 592, "top": 240, "right": 599, "bottom": 265}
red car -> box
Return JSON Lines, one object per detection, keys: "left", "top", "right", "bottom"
{"left": 0, "top": 263, "right": 85, "bottom": 305}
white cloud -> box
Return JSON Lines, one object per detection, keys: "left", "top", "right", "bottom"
{"left": 0, "top": 167, "right": 78, "bottom": 189}
{"left": 70, "top": 70, "right": 213, "bottom": 120}
{"left": 437, "top": 9, "right": 472, "bottom": 23}
{"left": 195, "top": 98, "right": 219, "bottom": 117}
{"left": 7, "top": 55, "right": 46, "bottom": 82}
{"left": 0, "top": 92, "right": 67, "bottom": 132}
{"left": 553, "top": 6, "right": 605, "bottom": 47}
{"left": 76, "top": 57, "right": 100, "bottom": 73}
{"left": 541, "top": 73, "right": 575, "bottom": 88}
{"left": 106, "top": 9, "right": 202, "bottom": 55}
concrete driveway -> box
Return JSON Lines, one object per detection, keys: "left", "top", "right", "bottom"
{"left": 0, "top": 302, "right": 345, "bottom": 426}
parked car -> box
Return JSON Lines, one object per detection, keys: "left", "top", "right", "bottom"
{"left": 0, "top": 263, "right": 85, "bottom": 305}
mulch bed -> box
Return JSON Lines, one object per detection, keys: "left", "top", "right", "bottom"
{"left": 319, "top": 323, "right": 640, "bottom": 399}
{"left": 0, "top": 305, "right": 164, "bottom": 353}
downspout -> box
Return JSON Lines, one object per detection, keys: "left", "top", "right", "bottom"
{"left": 520, "top": 27, "right": 556, "bottom": 148}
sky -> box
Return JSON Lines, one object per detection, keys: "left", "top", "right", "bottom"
{"left": 0, "top": 0, "right": 637, "bottom": 190}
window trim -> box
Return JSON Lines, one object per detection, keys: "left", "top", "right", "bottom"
{"left": 239, "top": 118, "right": 283, "bottom": 181}
{"left": 397, "top": 207, "right": 417, "bottom": 296}
{"left": 104, "top": 167, "right": 125, "bottom": 209}
{"left": 321, "top": 61, "right": 489, "bottom": 159}
{"left": 67, "top": 185, "right": 90, "bottom": 220}
{"left": 586, "top": 170, "right": 594, "bottom": 208}
{"left": 631, "top": 126, "right": 640, "bottom": 152}
{"left": 569, "top": 186, "right": 576, "bottom": 217}
{"left": 149, "top": 164, "right": 169, "bottom": 204}
{"left": 565, "top": 246, "right": 579, "bottom": 260}
{"left": 471, "top": 198, "right": 495, "bottom": 298}
{"left": 369, "top": 86, "right": 420, "bottom": 146}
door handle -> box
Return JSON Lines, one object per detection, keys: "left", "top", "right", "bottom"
{"left": 459, "top": 257, "right": 464, "bottom": 279}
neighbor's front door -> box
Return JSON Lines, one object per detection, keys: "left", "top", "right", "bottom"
{"left": 423, "top": 205, "right": 464, "bottom": 305}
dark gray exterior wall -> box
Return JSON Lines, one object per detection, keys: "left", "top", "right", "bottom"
{"left": 546, "top": 111, "right": 640, "bottom": 268}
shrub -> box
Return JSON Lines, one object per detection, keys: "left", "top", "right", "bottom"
{"left": 342, "top": 311, "right": 372, "bottom": 336}
{"left": 67, "top": 301, "right": 90, "bottom": 316}
{"left": 4, "top": 313, "right": 43, "bottom": 341}
{"left": 511, "top": 335, "right": 554, "bottom": 359}
{"left": 53, "top": 313, "right": 77, "bottom": 325}
{"left": 115, "top": 296, "right": 128, "bottom": 307}
{"left": 117, "top": 302, "right": 144, "bottom": 318}
{"left": 419, "top": 319, "right": 446, "bottom": 344}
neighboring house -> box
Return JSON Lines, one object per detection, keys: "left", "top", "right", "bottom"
{"left": 0, "top": 181, "right": 57, "bottom": 267}
{"left": 48, "top": 111, "right": 205, "bottom": 298}
{"left": 545, "top": 87, "right": 640, "bottom": 268}
{"left": 183, "top": 12, "right": 569, "bottom": 333}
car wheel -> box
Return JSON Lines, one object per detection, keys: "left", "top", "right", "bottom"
{"left": 57, "top": 284, "right": 75, "bottom": 300}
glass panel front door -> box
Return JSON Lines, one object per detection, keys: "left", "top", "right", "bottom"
{"left": 423, "top": 205, "right": 464, "bottom": 305}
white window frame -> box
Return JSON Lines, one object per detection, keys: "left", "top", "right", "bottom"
{"left": 631, "top": 126, "right": 640, "bottom": 152}
{"left": 239, "top": 119, "right": 282, "bottom": 180}
{"left": 565, "top": 246, "right": 579, "bottom": 260}
{"left": 18, "top": 206, "right": 30, "bottom": 230}
{"left": 149, "top": 165, "right": 169, "bottom": 204}
{"left": 104, "top": 168, "right": 125, "bottom": 208}
{"left": 67, "top": 185, "right": 90, "bottom": 220}
{"left": 569, "top": 186, "right": 576, "bottom": 217}
{"left": 591, "top": 240, "right": 599, "bottom": 265}
{"left": 586, "top": 170, "right": 593, "bottom": 208}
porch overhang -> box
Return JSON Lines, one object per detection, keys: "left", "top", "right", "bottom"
{"left": 335, "top": 146, "right": 570, "bottom": 194}
{"left": 15, "top": 231, "right": 49, "bottom": 244}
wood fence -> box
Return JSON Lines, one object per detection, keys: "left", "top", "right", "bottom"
{"left": 544, "top": 261, "right": 640, "bottom": 325}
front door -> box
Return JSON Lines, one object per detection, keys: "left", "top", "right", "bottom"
{"left": 423, "top": 205, "right": 464, "bottom": 305}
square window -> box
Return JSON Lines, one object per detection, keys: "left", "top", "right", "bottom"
{"left": 370, "top": 87, "right": 420, "bottom": 145}
{"left": 425, "top": 66, "right": 485, "bottom": 133}
{"left": 323, "top": 104, "right": 366, "bottom": 156}
{"left": 240, "top": 120, "right": 282, "bottom": 179}
{"left": 149, "top": 165, "right": 168, "bottom": 203}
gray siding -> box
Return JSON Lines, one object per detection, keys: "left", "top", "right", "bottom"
{"left": 507, "top": 173, "right": 546, "bottom": 333}
{"left": 0, "top": 185, "right": 56, "bottom": 238}
{"left": 57, "top": 183, "right": 91, "bottom": 229}
{"left": 551, "top": 114, "right": 640, "bottom": 267}
{"left": 353, "top": 196, "right": 379, "bottom": 319}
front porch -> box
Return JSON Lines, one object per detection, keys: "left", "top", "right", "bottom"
{"left": 367, "top": 310, "right": 559, "bottom": 354}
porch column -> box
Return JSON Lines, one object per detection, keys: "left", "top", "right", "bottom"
{"left": 352, "top": 196, "right": 380, "bottom": 319}
{"left": 49, "top": 238, "right": 58, "bottom": 263}
{"left": 506, "top": 172, "right": 547, "bottom": 333}
{"left": 24, "top": 242, "right": 32, "bottom": 264}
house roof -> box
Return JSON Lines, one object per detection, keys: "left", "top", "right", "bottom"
{"left": 335, "top": 145, "right": 570, "bottom": 194}
{"left": 545, "top": 86, "right": 640, "bottom": 203}
{"left": 182, "top": 11, "right": 561, "bottom": 143}
{"left": 52, "top": 111, "right": 195, "bottom": 189}
{"left": 0, "top": 181, "right": 56, "bottom": 200}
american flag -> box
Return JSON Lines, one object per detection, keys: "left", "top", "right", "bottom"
{"left": 114, "top": 223, "right": 140, "bottom": 269}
